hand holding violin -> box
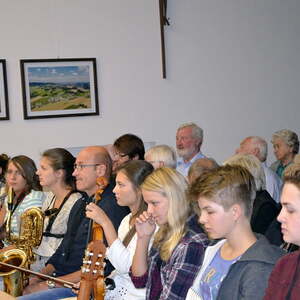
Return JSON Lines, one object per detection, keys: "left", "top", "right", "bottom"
{"left": 86, "top": 203, "right": 109, "bottom": 227}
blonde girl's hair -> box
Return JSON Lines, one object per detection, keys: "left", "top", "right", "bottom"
{"left": 141, "top": 167, "right": 190, "bottom": 261}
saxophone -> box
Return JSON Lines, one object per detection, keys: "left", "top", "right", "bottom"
{"left": 0, "top": 188, "right": 44, "bottom": 296}
{"left": 4, "top": 187, "right": 13, "bottom": 243}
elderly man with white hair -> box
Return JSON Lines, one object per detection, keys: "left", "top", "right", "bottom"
{"left": 236, "top": 136, "right": 282, "bottom": 203}
{"left": 176, "top": 122, "right": 206, "bottom": 177}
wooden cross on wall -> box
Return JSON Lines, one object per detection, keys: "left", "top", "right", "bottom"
{"left": 159, "top": 0, "right": 170, "bottom": 79}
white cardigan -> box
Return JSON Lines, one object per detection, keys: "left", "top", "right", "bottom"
{"left": 186, "top": 239, "right": 226, "bottom": 300}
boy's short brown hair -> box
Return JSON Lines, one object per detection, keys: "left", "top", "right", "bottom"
{"left": 189, "top": 165, "right": 256, "bottom": 219}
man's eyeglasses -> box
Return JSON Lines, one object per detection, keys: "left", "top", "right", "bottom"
{"left": 73, "top": 164, "right": 100, "bottom": 171}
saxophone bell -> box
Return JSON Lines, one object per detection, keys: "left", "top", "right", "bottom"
{"left": 0, "top": 206, "right": 44, "bottom": 296}
{"left": 0, "top": 248, "right": 27, "bottom": 297}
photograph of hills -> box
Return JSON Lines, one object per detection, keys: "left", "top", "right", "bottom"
{"left": 28, "top": 65, "right": 92, "bottom": 111}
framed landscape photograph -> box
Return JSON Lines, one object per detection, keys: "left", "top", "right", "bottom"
{"left": 20, "top": 58, "right": 99, "bottom": 119}
{"left": 0, "top": 59, "right": 9, "bottom": 120}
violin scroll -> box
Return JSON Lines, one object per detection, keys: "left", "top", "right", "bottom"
{"left": 95, "top": 177, "right": 109, "bottom": 202}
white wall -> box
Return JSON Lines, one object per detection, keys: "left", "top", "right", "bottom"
{"left": 1, "top": 0, "right": 299, "bottom": 165}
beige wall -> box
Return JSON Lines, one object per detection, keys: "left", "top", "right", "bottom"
{"left": 0, "top": 0, "right": 299, "bottom": 165}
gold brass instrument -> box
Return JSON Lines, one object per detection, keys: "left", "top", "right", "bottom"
{"left": 0, "top": 249, "right": 27, "bottom": 296}
{"left": 15, "top": 207, "right": 45, "bottom": 264}
{"left": 0, "top": 188, "right": 44, "bottom": 296}
{"left": 5, "top": 187, "right": 13, "bottom": 242}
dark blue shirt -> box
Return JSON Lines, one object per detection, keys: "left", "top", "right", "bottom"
{"left": 47, "top": 181, "right": 130, "bottom": 276}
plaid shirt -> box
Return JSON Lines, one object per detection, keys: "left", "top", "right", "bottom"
{"left": 130, "top": 214, "right": 209, "bottom": 300}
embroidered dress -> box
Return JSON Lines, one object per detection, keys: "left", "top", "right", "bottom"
{"left": 31, "top": 191, "right": 81, "bottom": 271}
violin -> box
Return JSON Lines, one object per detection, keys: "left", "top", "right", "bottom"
{"left": 77, "top": 177, "right": 108, "bottom": 300}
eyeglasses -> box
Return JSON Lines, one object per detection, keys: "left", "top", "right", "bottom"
{"left": 73, "top": 164, "right": 100, "bottom": 171}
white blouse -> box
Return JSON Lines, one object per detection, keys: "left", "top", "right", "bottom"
{"left": 105, "top": 213, "right": 150, "bottom": 300}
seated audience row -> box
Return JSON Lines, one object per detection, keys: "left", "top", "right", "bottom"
{"left": 19, "top": 146, "right": 129, "bottom": 298}
{"left": 0, "top": 125, "right": 298, "bottom": 300}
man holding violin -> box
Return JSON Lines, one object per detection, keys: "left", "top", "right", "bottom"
{"left": 19, "top": 146, "right": 129, "bottom": 300}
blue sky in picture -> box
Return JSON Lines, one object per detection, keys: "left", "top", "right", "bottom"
{"left": 28, "top": 65, "right": 90, "bottom": 83}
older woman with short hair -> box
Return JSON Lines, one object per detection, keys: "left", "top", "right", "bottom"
{"left": 271, "top": 129, "right": 299, "bottom": 178}
{"left": 144, "top": 144, "right": 177, "bottom": 169}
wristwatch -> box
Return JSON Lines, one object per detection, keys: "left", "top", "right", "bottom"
{"left": 46, "top": 280, "right": 56, "bottom": 289}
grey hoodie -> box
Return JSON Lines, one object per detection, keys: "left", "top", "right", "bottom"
{"left": 187, "top": 235, "right": 284, "bottom": 300}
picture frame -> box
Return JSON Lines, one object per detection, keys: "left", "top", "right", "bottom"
{"left": 0, "top": 59, "right": 9, "bottom": 120}
{"left": 20, "top": 58, "right": 99, "bottom": 119}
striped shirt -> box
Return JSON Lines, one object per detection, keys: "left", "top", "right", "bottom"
{"left": 4, "top": 190, "right": 45, "bottom": 238}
